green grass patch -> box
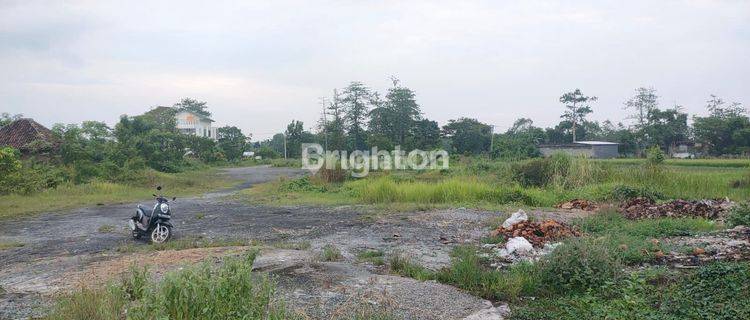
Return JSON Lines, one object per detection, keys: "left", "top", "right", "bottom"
{"left": 0, "top": 241, "right": 24, "bottom": 250}
{"left": 271, "top": 241, "right": 312, "bottom": 250}
{"left": 389, "top": 253, "right": 435, "bottom": 281}
{"left": 320, "top": 244, "right": 343, "bottom": 261}
{"left": 97, "top": 225, "right": 115, "bottom": 233}
{"left": 434, "top": 246, "right": 539, "bottom": 302}
{"left": 356, "top": 249, "right": 385, "bottom": 266}
{"left": 510, "top": 262, "right": 750, "bottom": 320}
{"left": 0, "top": 168, "right": 240, "bottom": 220}
{"left": 573, "top": 211, "right": 717, "bottom": 264}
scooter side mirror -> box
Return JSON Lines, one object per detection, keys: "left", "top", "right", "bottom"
{"left": 152, "top": 194, "right": 157, "bottom": 197}
{"left": 156, "top": 186, "right": 162, "bottom": 191}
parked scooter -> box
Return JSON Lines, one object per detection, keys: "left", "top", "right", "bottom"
{"left": 128, "top": 186, "right": 175, "bottom": 243}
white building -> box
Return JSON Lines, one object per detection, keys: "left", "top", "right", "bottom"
{"left": 175, "top": 110, "right": 217, "bottom": 140}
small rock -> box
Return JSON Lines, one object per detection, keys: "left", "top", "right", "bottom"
{"left": 501, "top": 210, "right": 528, "bottom": 229}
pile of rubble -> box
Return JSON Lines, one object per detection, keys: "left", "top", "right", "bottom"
{"left": 619, "top": 197, "right": 733, "bottom": 220}
{"left": 490, "top": 217, "right": 581, "bottom": 247}
{"left": 484, "top": 210, "right": 581, "bottom": 264}
{"left": 555, "top": 199, "right": 599, "bottom": 211}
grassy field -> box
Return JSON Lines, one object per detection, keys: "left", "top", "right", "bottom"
{"left": 243, "top": 157, "right": 750, "bottom": 209}
{"left": 0, "top": 168, "right": 240, "bottom": 220}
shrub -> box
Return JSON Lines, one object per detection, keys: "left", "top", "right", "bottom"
{"left": 127, "top": 251, "right": 296, "bottom": 320}
{"left": 727, "top": 202, "right": 750, "bottom": 227}
{"left": 279, "top": 176, "right": 326, "bottom": 192}
{"left": 646, "top": 146, "right": 665, "bottom": 166}
{"left": 320, "top": 244, "right": 343, "bottom": 261}
{"left": 389, "top": 253, "right": 434, "bottom": 281}
{"left": 512, "top": 158, "right": 551, "bottom": 187}
{"left": 356, "top": 250, "right": 385, "bottom": 266}
{"left": 609, "top": 184, "right": 666, "bottom": 201}
{"left": 435, "top": 246, "right": 539, "bottom": 301}
{"left": 537, "top": 238, "right": 623, "bottom": 294}
{"left": 44, "top": 285, "right": 128, "bottom": 320}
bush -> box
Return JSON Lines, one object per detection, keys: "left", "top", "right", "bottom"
{"left": 646, "top": 146, "right": 665, "bottom": 166}
{"left": 434, "top": 246, "right": 539, "bottom": 301}
{"left": 727, "top": 202, "right": 750, "bottom": 227}
{"left": 130, "top": 251, "right": 295, "bottom": 320}
{"left": 512, "top": 158, "right": 551, "bottom": 187}
{"left": 609, "top": 184, "right": 666, "bottom": 201}
{"left": 389, "top": 252, "right": 434, "bottom": 281}
{"left": 320, "top": 244, "right": 343, "bottom": 261}
{"left": 537, "top": 238, "right": 623, "bottom": 295}
{"left": 279, "top": 176, "right": 326, "bottom": 192}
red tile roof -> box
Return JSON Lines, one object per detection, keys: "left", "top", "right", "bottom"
{"left": 0, "top": 118, "right": 60, "bottom": 152}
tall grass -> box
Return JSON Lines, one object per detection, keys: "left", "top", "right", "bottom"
{"left": 252, "top": 156, "right": 749, "bottom": 209}
{"left": 46, "top": 251, "right": 298, "bottom": 320}
{"left": 348, "top": 176, "right": 558, "bottom": 207}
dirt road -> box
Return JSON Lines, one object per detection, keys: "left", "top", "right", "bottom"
{"left": 0, "top": 166, "right": 510, "bottom": 319}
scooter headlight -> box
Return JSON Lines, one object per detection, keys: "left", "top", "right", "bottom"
{"left": 160, "top": 203, "right": 170, "bottom": 214}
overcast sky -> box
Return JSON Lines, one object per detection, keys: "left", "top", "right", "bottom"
{"left": 1, "top": 1, "right": 748, "bottom": 140}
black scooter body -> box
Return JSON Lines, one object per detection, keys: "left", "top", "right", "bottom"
{"left": 128, "top": 186, "right": 175, "bottom": 243}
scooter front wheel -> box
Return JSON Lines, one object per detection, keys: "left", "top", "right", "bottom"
{"left": 150, "top": 224, "right": 171, "bottom": 243}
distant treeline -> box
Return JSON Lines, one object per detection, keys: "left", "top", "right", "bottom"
{"left": 254, "top": 82, "right": 748, "bottom": 159}
{"left": 0, "top": 98, "right": 248, "bottom": 194}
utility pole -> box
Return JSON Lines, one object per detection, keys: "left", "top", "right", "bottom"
{"left": 283, "top": 133, "right": 287, "bottom": 160}
{"left": 319, "top": 96, "right": 328, "bottom": 151}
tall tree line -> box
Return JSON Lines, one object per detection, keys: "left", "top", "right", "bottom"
{"left": 256, "top": 84, "right": 748, "bottom": 159}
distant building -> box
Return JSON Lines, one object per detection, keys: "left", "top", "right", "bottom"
{"left": 0, "top": 118, "right": 59, "bottom": 156}
{"left": 538, "top": 141, "right": 619, "bottom": 159}
{"left": 669, "top": 141, "right": 697, "bottom": 159}
{"left": 175, "top": 110, "right": 217, "bottom": 140}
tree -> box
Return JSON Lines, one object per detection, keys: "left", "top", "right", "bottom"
{"left": 491, "top": 118, "right": 546, "bottom": 159}
{"left": 341, "top": 82, "right": 372, "bottom": 150}
{"left": 367, "top": 92, "right": 395, "bottom": 149}
{"left": 0, "top": 112, "right": 22, "bottom": 127}
{"left": 559, "top": 89, "right": 597, "bottom": 142}
{"left": 624, "top": 87, "right": 658, "bottom": 129}
{"left": 623, "top": 87, "right": 659, "bottom": 156}
{"left": 408, "top": 119, "right": 441, "bottom": 150}
{"left": 113, "top": 114, "right": 186, "bottom": 172}
{"left": 693, "top": 95, "right": 749, "bottom": 155}
{"left": 217, "top": 126, "right": 247, "bottom": 161}
{"left": 325, "top": 89, "right": 347, "bottom": 151}
{"left": 442, "top": 118, "right": 492, "bottom": 155}
{"left": 643, "top": 107, "right": 689, "bottom": 151}
{"left": 185, "top": 135, "right": 222, "bottom": 162}
{"left": 285, "top": 120, "right": 305, "bottom": 158}
{"left": 174, "top": 98, "right": 211, "bottom": 118}
{"left": 384, "top": 78, "right": 421, "bottom": 146}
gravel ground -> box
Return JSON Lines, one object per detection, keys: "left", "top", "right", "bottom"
{"left": 0, "top": 166, "right": 521, "bottom": 320}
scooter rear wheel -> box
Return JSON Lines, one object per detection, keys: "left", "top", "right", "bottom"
{"left": 150, "top": 224, "right": 171, "bottom": 243}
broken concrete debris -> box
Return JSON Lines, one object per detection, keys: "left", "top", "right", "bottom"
{"left": 619, "top": 197, "right": 733, "bottom": 220}
{"left": 502, "top": 209, "right": 528, "bottom": 229}
{"left": 484, "top": 210, "right": 581, "bottom": 264}
{"left": 490, "top": 216, "right": 581, "bottom": 247}
{"left": 555, "top": 198, "right": 599, "bottom": 211}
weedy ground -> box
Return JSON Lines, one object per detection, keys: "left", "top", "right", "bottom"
{"left": 0, "top": 168, "right": 240, "bottom": 219}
